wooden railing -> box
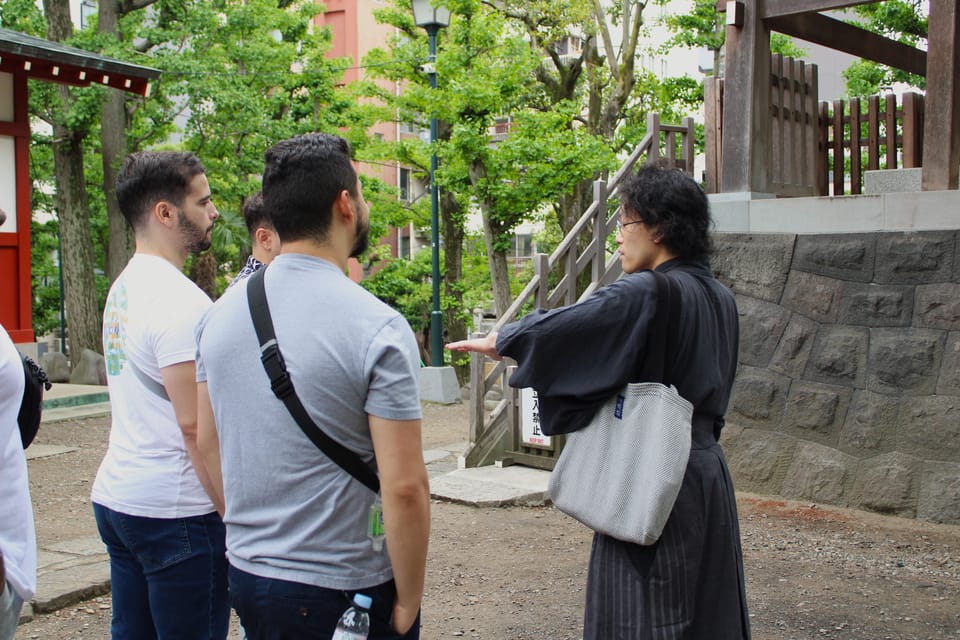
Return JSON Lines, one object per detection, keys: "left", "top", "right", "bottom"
{"left": 461, "top": 113, "right": 696, "bottom": 469}
{"left": 820, "top": 92, "right": 925, "bottom": 195}
{"left": 705, "top": 58, "right": 927, "bottom": 197}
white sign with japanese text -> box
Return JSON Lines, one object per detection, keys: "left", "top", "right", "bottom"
{"left": 520, "top": 387, "right": 552, "bottom": 448}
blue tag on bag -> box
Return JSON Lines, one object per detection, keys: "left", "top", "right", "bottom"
{"left": 614, "top": 394, "right": 625, "bottom": 420}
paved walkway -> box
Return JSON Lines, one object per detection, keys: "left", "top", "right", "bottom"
{"left": 23, "top": 385, "right": 550, "bottom": 623}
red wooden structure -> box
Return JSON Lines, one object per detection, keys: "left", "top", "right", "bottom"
{"left": 0, "top": 27, "right": 158, "bottom": 342}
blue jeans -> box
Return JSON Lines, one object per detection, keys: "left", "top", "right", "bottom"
{"left": 0, "top": 580, "right": 24, "bottom": 640}
{"left": 93, "top": 503, "right": 229, "bottom": 639}
{"left": 229, "top": 566, "right": 420, "bottom": 640}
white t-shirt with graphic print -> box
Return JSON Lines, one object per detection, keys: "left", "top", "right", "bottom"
{"left": 92, "top": 253, "right": 214, "bottom": 518}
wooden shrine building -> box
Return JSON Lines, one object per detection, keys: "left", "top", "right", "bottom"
{"left": 0, "top": 27, "right": 159, "bottom": 343}
{"left": 718, "top": 0, "right": 958, "bottom": 195}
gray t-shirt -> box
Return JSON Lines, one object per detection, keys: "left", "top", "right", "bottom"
{"left": 196, "top": 253, "right": 422, "bottom": 589}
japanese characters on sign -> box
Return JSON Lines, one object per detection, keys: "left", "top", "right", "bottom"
{"left": 520, "top": 387, "right": 552, "bottom": 449}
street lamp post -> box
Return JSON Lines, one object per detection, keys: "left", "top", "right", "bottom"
{"left": 411, "top": 0, "right": 450, "bottom": 367}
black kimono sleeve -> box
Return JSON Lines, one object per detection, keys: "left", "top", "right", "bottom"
{"left": 495, "top": 270, "right": 660, "bottom": 435}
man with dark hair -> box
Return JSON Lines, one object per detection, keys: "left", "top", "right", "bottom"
{"left": 229, "top": 191, "right": 281, "bottom": 287}
{"left": 94, "top": 151, "right": 229, "bottom": 639}
{"left": 196, "top": 133, "right": 429, "bottom": 639}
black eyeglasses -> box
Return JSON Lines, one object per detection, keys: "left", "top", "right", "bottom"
{"left": 616, "top": 219, "right": 644, "bottom": 233}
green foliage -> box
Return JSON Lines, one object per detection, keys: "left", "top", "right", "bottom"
{"left": 656, "top": 0, "right": 724, "bottom": 56}
{"left": 770, "top": 33, "right": 806, "bottom": 59}
{"left": 655, "top": 0, "right": 805, "bottom": 70}
{"left": 30, "top": 219, "right": 62, "bottom": 338}
{"left": 843, "top": 1, "right": 927, "bottom": 96}
{"left": 0, "top": 0, "right": 46, "bottom": 34}
{"left": 9, "top": 0, "right": 386, "bottom": 333}
{"left": 361, "top": 249, "right": 433, "bottom": 333}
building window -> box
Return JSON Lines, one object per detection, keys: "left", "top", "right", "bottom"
{"left": 399, "top": 167, "right": 411, "bottom": 202}
{"left": 554, "top": 36, "right": 583, "bottom": 57}
{"left": 80, "top": 0, "right": 97, "bottom": 29}
{"left": 515, "top": 234, "right": 533, "bottom": 257}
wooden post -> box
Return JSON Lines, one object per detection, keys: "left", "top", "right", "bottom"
{"left": 832, "top": 99, "right": 845, "bottom": 195}
{"left": 885, "top": 94, "right": 897, "bottom": 169}
{"left": 771, "top": 54, "right": 784, "bottom": 189}
{"left": 564, "top": 245, "right": 576, "bottom": 307}
{"left": 704, "top": 79, "right": 723, "bottom": 192}
{"left": 803, "top": 61, "right": 818, "bottom": 193}
{"left": 922, "top": 0, "right": 960, "bottom": 190}
{"left": 682, "top": 117, "right": 696, "bottom": 178}
{"left": 720, "top": 0, "right": 772, "bottom": 193}
{"left": 647, "top": 112, "right": 662, "bottom": 166}
{"left": 794, "top": 58, "right": 806, "bottom": 187}
{"left": 468, "top": 341, "right": 485, "bottom": 444}
{"left": 850, "top": 97, "right": 862, "bottom": 194}
{"left": 592, "top": 180, "right": 606, "bottom": 285}
{"left": 867, "top": 95, "right": 880, "bottom": 171}
{"left": 817, "top": 101, "right": 829, "bottom": 195}
{"left": 535, "top": 253, "right": 549, "bottom": 309}
{"left": 902, "top": 92, "right": 923, "bottom": 169}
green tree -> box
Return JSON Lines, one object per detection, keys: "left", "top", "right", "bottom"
{"left": 4, "top": 0, "right": 365, "bottom": 353}
{"left": 842, "top": 1, "right": 927, "bottom": 96}
{"left": 655, "top": 0, "right": 806, "bottom": 77}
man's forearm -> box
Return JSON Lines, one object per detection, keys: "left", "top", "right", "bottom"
{"left": 185, "top": 438, "right": 224, "bottom": 515}
{"left": 382, "top": 482, "right": 431, "bottom": 610}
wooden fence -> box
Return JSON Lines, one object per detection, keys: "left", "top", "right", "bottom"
{"left": 705, "top": 55, "right": 926, "bottom": 197}
{"left": 821, "top": 92, "right": 925, "bottom": 195}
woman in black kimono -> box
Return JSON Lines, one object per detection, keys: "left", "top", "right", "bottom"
{"left": 448, "top": 165, "right": 750, "bottom": 640}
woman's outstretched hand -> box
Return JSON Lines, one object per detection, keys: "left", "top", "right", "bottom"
{"left": 446, "top": 332, "right": 502, "bottom": 361}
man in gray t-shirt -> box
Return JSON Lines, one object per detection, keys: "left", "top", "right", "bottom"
{"left": 196, "top": 133, "right": 430, "bottom": 639}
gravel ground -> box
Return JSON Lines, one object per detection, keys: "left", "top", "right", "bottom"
{"left": 15, "top": 403, "right": 960, "bottom": 639}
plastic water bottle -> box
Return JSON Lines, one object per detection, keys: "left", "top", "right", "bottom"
{"left": 368, "top": 495, "right": 385, "bottom": 551}
{"left": 331, "top": 593, "right": 372, "bottom": 640}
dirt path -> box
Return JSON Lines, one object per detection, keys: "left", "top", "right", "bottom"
{"left": 17, "top": 405, "right": 960, "bottom": 639}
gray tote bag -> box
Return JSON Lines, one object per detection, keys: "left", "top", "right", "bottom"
{"left": 546, "top": 270, "right": 692, "bottom": 545}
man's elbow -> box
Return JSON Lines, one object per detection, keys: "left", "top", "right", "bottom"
{"left": 383, "top": 471, "right": 430, "bottom": 506}
{"left": 178, "top": 419, "right": 200, "bottom": 445}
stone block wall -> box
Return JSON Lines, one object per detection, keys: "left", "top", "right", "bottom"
{"left": 713, "top": 231, "right": 960, "bottom": 524}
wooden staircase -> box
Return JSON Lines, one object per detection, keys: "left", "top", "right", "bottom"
{"left": 461, "top": 113, "right": 697, "bottom": 469}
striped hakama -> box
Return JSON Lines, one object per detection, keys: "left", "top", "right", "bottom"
{"left": 497, "top": 258, "right": 750, "bottom": 640}
{"left": 582, "top": 431, "right": 750, "bottom": 640}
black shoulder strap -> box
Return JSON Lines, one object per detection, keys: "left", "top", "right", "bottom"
{"left": 638, "top": 270, "right": 682, "bottom": 385}
{"left": 246, "top": 268, "right": 380, "bottom": 494}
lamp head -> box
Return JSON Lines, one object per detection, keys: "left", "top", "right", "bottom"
{"left": 411, "top": 0, "right": 450, "bottom": 29}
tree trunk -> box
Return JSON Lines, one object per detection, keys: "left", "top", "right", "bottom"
{"left": 189, "top": 253, "right": 218, "bottom": 301}
{"left": 45, "top": 0, "right": 101, "bottom": 358}
{"left": 53, "top": 121, "right": 102, "bottom": 359}
{"left": 100, "top": 0, "right": 134, "bottom": 281}
{"left": 478, "top": 204, "right": 513, "bottom": 318}
{"left": 468, "top": 159, "right": 513, "bottom": 317}
{"left": 440, "top": 189, "right": 468, "bottom": 385}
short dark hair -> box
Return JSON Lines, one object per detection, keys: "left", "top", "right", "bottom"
{"left": 261, "top": 133, "right": 357, "bottom": 243}
{"left": 241, "top": 191, "right": 272, "bottom": 237}
{"left": 115, "top": 151, "right": 206, "bottom": 230}
{"left": 618, "top": 165, "right": 713, "bottom": 259}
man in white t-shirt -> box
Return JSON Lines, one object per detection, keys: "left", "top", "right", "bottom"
{"left": 0, "top": 324, "right": 36, "bottom": 640}
{"left": 92, "top": 151, "right": 229, "bottom": 639}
